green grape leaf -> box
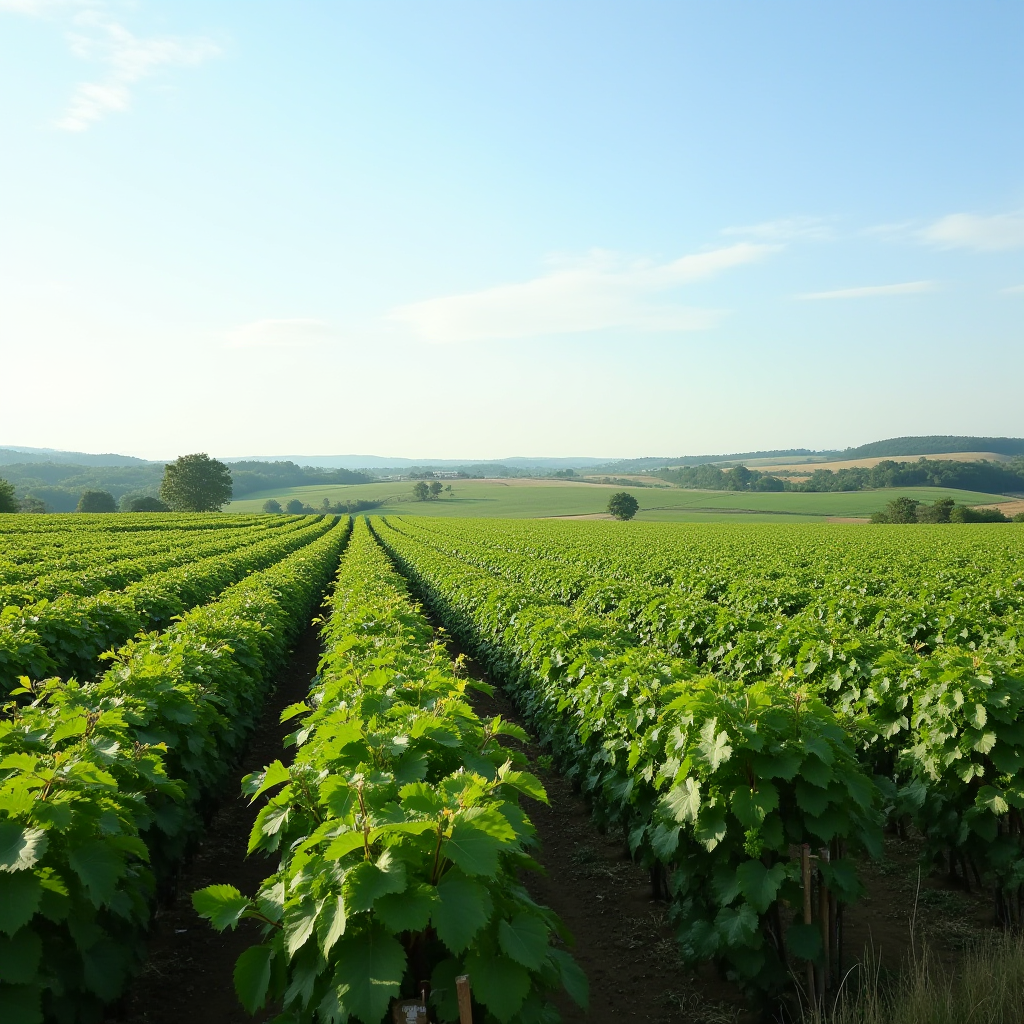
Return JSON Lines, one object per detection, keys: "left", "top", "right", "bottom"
{"left": 68, "top": 840, "right": 123, "bottom": 907}
{"left": 374, "top": 884, "right": 436, "bottom": 934}
{"left": 433, "top": 873, "right": 493, "bottom": 954}
{"left": 699, "top": 720, "right": 732, "bottom": 770}
{"left": 660, "top": 778, "right": 701, "bottom": 823}
{"left": 344, "top": 853, "right": 407, "bottom": 914}
{"left": 233, "top": 945, "right": 273, "bottom": 1015}
{"left": 192, "top": 885, "right": 253, "bottom": 931}
{"left": 550, "top": 947, "right": 589, "bottom": 1009}
{"left": 248, "top": 760, "right": 291, "bottom": 801}
{"left": 0, "top": 825, "right": 47, "bottom": 874}
{"left": 799, "top": 754, "right": 833, "bottom": 789}
{"left": 650, "top": 822, "right": 680, "bottom": 860}
{"left": 730, "top": 782, "right": 779, "bottom": 827}
{"left": 284, "top": 897, "right": 318, "bottom": 956}
{"left": 445, "top": 820, "right": 507, "bottom": 876}
{"left": 695, "top": 806, "right": 728, "bottom": 852}
{"left": 330, "top": 926, "right": 406, "bottom": 1024}
{"left": 715, "top": 903, "right": 759, "bottom": 947}
{"left": 497, "top": 913, "right": 550, "bottom": 970}
{"left": 735, "top": 860, "right": 786, "bottom": 914}
{"left": 316, "top": 895, "right": 347, "bottom": 956}
{"left": 463, "top": 951, "right": 531, "bottom": 1024}
{"left": 0, "top": 872, "right": 41, "bottom": 936}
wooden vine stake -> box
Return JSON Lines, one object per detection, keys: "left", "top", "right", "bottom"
{"left": 819, "top": 845, "right": 831, "bottom": 999}
{"left": 801, "top": 843, "right": 815, "bottom": 1008}
{"left": 456, "top": 974, "right": 473, "bottom": 1024}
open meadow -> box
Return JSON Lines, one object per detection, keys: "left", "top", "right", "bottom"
{"left": 225, "top": 477, "right": 1014, "bottom": 521}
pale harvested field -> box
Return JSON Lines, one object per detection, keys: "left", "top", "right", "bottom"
{"left": 975, "top": 498, "right": 1024, "bottom": 517}
{"left": 778, "top": 451, "right": 1014, "bottom": 480}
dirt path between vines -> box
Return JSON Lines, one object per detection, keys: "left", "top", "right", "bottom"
{"left": 455, "top": 646, "right": 750, "bottom": 1024}
{"left": 107, "top": 623, "right": 324, "bottom": 1024}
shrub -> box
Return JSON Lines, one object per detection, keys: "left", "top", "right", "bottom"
{"left": 262, "top": 498, "right": 283, "bottom": 513}
{"left": 127, "top": 496, "right": 170, "bottom": 512}
{"left": 950, "top": 504, "right": 1010, "bottom": 523}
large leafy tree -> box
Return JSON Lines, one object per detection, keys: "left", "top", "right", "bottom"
{"left": 160, "top": 453, "right": 233, "bottom": 512}
{"left": 0, "top": 477, "right": 16, "bottom": 513}
{"left": 607, "top": 491, "right": 640, "bottom": 520}
{"left": 77, "top": 489, "right": 117, "bottom": 512}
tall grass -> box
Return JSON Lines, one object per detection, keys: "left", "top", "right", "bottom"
{"left": 810, "top": 933, "right": 1024, "bottom": 1024}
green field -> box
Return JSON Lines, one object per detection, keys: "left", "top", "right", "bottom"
{"left": 226, "top": 478, "right": 1012, "bottom": 521}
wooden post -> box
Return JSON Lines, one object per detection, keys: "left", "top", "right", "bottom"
{"left": 819, "top": 846, "right": 831, "bottom": 995}
{"left": 456, "top": 975, "right": 473, "bottom": 1024}
{"left": 801, "top": 843, "right": 815, "bottom": 1009}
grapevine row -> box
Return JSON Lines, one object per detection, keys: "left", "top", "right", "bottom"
{"left": 0, "top": 517, "right": 350, "bottom": 1024}
{"left": 195, "top": 517, "right": 587, "bottom": 1024}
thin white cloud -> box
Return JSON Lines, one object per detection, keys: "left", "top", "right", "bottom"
{"left": 225, "top": 319, "right": 339, "bottom": 349}
{"left": 1002, "top": 284, "right": 1024, "bottom": 295}
{"left": 389, "top": 244, "right": 775, "bottom": 343}
{"left": 56, "top": 13, "right": 219, "bottom": 131}
{"left": 921, "top": 211, "right": 1024, "bottom": 252}
{"left": 0, "top": 2, "right": 219, "bottom": 130}
{"left": 798, "top": 281, "right": 936, "bottom": 301}
{"left": 723, "top": 217, "right": 832, "bottom": 241}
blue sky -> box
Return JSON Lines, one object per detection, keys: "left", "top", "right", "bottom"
{"left": 1, "top": 1, "right": 1021, "bottom": 460}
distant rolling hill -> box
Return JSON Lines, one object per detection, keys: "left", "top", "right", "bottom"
{"left": 841, "top": 436, "right": 1024, "bottom": 459}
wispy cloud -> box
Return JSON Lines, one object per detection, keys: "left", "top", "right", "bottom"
{"left": 723, "top": 216, "right": 832, "bottom": 241}
{"left": 389, "top": 244, "right": 775, "bottom": 343}
{"left": 225, "top": 319, "right": 339, "bottom": 349}
{"left": 866, "top": 211, "right": 1024, "bottom": 251}
{"left": 921, "top": 211, "right": 1024, "bottom": 252}
{"left": 798, "top": 281, "right": 936, "bottom": 301}
{"left": 1, "top": 1, "right": 219, "bottom": 131}
{"left": 1002, "top": 284, "right": 1024, "bottom": 295}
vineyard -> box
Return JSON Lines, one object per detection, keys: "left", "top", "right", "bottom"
{"left": 2, "top": 513, "right": 1024, "bottom": 1023}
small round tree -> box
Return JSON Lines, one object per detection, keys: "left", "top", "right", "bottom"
{"left": 77, "top": 489, "right": 117, "bottom": 513}
{"left": 262, "top": 498, "right": 283, "bottom": 513}
{"left": 160, "top": 454, "right": 233, "bottom": 512}
{"left": 285, "top": 498, "right": 306, "bottom": 514}
{"left": 413, "top": 481, "right": 430, "bottom": 501}
{"left": 607, "top": 491, "right": 640, "bottom": 520}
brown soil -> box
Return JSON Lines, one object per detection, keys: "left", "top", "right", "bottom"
{"left": 107, "top": 623, "right": 325, "bottom": 1024}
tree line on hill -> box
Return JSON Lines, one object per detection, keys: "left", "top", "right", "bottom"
{"left": 261, "top": 497, "right": 384, "bottom": 515}
{"left": 658, "top": 458, "right": 1024, "bottom": 495}
{"left": 0, "top": 454, "right": 234, "bottom": 513}
{"left": 0, "top": 456, "right": 373, "bottom": 512}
